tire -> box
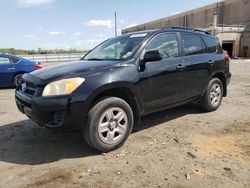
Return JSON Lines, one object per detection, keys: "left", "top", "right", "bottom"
{"left": 13, "top": 74, "right": 23, "bottom": 87}
{"left": 83, "top": 97, "right": 134, "bottom": 152}
{"left": 200, "top": 78, "right": 223, "bottom": 112}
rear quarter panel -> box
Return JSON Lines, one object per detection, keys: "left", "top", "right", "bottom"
{"left": 15, "top": 60, "right": 37, "bottom": 74}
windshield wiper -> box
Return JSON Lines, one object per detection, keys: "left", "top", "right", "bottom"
{"left": 85, "top": 58, "right": 104, "bottom": 61}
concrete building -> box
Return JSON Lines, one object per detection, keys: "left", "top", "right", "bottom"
{"left": 122, "top": 0, "right": 250, "bottom": 57}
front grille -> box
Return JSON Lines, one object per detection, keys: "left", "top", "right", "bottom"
{"left": 16, "top": 80, "right": 37, "bottom": 112}
{"left": 18, "top": 81, "right": 37, "bottom": 98}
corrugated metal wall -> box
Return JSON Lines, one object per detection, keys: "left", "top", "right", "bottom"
{"left": 122, "top": 0, "right": 250, "bottom": 34}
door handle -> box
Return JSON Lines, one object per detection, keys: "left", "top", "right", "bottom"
{"left": 209, "top": 60, "right": 214, "bottom": 65}
{"left": 7, "top": 68, "right": 15, "bottom": 71}
{"left": 176, "top": 64, "right": 185, "bottom": 71}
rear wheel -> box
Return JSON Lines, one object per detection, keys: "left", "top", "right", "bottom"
{"left": 83, "top": 97, "right": 134, "bottom": 152}
{"left": 200, "top": 78, "right": 223, "bottom": 112}
{"left": 13, "top": 74, "right": 23, "bottom": 87}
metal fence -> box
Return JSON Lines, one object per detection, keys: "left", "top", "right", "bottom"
{"left": 19, "top": 53, "right": 86, "bottom": 63}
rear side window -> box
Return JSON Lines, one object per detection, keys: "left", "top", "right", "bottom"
{"left": 202, "top": 36, "right": 221, "bottom": 54}
{"left": 180, "top": 34, "right": 204, "bottom": 56}
{"left": 11, "top": 57, "right": 20, "bottom": 63}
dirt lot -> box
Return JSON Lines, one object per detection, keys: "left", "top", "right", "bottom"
{"left": 0, "top": 60, "right": 250, "bottom": 188}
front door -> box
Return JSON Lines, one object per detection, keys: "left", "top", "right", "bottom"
{"left": 138, "top": 33, "right": 186, "bottom": 114}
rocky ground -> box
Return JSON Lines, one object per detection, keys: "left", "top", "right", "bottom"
{"left": 0, "top": 60, "right": 249, "bottom": 188}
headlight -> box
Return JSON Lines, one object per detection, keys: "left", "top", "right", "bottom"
{"left": 42, "top": 77, "right": 85, "bottom": 97}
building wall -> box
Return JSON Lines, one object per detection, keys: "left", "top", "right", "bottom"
{"left": 185, "top": 4, "right": 216, "bottom": 28}
{"left": 122, "top": 0, "right": 250, "bottom": 34}
{"left": 218, "top": 0, "right": 250, "bottom": 25}
{"left": 241, "top": 31, "right": 250, "bottom": 57}
{"left": 122, "top": 0, "right": 250, "bottom": 57}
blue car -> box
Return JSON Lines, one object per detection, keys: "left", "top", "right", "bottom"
{"left": 0, "top": 53, "right": 42, "bottom": 87}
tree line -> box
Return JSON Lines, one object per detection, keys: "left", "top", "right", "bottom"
{"left": 0, "top": 48, "right": 88, "bottom": 55}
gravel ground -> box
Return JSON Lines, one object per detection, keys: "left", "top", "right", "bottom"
{"left": 0, "top": 60, "right": 249, "bottom": 188}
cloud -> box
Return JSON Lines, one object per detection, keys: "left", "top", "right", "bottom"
{"left": 75, "top": 42, "right": 83, "bottom": 46}
{"left": 75, "top": 39, "right": 105, "bottom": 47}
{"left": 38, "top": 27, "right": 44, "bottom": 31}
{"left": 125, "top": 23, "right": 137, "bottom": 29}
{"left": 49, "top": 31, "right": 65, "bottom": 35}
{"left": 119, "top": 19, "right": 126, "bottom": 24}
{"left": 17, "top": 0, "right": 56, "bottom": 7}
{"left": 171, "top": 11, "right": 181, "bottom": 15}
{"left": 36, "top": 42, "right": 68, "bottom": 49}
{"left": 117, "top": 28, "right": 122, "bottom": 34}
{"left": 87, "top": 39, "right": 104, "bottom": 43}
{"left": 25, "top": 34, "right": 35, "bottom": 39}
{"left": 97, "top": 33, "right": 105, "bottom": 37}
{"left": 85, "top": 18, "right": 127, "bottom": 29}
{"left": 74, "top": 32, "right": 81, "bottom": 36}
{"left": 86, "top": 19, "right": 114, "bottom": 28}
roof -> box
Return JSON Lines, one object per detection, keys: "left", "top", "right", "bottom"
{"left": 161, "top": 26, "right": 212, "bottom": 35}
{"left": 123, "top": 25, "right": 213, "bottom": 36}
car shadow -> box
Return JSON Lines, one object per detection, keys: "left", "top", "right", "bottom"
{"left": 0, "top": 86, "right": 15, "bottom": 89}
{"left": 0, "top": 104, "right": 202, "bottom": 165}
{"left": 133, "top": 104, "right": 202, "bottom": 133}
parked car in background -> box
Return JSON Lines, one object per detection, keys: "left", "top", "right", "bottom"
{"left": 0, "top": 53, "right": 42, "bottom": 87}
{"left": 16, "top": 26, "right": 231, "bottom": 152}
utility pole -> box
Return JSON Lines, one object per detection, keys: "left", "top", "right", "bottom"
{"left": 115, "top": 11, "right": 117, "bottom": 37}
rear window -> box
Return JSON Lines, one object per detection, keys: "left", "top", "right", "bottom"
{"left": 180, "top": 34, "right": 204, "bottom": 56}
{"left": 202, "top": 36, "right": 221, "bottom": 54}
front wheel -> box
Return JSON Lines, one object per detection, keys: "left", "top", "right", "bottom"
{"left": 200, "top": 78, "right": 223, "bottom": 112}
{"left": 83, "top": 97, "right": 134, "bottom": 152}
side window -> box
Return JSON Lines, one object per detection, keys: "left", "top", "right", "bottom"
{"left": 0, "top": 57, "right": 11, "bottom": 64}
{"left": 181, "top": 34, "right": 204, "bottom": 56}
{"left": 11, "top": 57, "right": 20, "bottom": 63}
{"left": 145, "top": 33, "right": 180, "bottom": 59}
{"left": 217, "top": 44, "right": 223, "bottom": 54}
{"left": 202, "top": 35, "right": 220, "bottom": 53}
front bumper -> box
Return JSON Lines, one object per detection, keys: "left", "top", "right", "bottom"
{"left": 15, "top": 90, "right": 88, "bottom": 130}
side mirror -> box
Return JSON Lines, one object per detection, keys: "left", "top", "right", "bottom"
{"left": 143, "top": 50, "right": 162, "bottom": 63}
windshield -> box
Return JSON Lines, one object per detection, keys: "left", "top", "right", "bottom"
{"left": 83, "top": 33, "right": 148, "bottom": 61}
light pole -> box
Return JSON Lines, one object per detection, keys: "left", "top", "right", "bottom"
{"left": 115, "top": 11, "right": 117, "bottom": 37}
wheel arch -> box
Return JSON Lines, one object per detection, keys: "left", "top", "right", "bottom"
{"left": 12, "top": 72, "right": 26, "bottom": 85}
{"left": 87, "top": 84, "right": 142, "bottom": 124}
{"left": 212, "top": 72, "right": 227, "bottom": 97}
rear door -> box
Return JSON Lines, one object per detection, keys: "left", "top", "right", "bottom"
{"left": 138, "top": 32, "right": 186, "bottom": 114}
{"left": 180, "top": 33, "right": 212, "bottom": 99}
{"left": 202, "top": 35, "right": 226, "bottom": 73}
{"left": 0, "top": 55, "right": 17, "bottom": 86}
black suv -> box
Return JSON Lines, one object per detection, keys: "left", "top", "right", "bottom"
{"left": 16, "top": 26, "right": 231, "bottom": 152}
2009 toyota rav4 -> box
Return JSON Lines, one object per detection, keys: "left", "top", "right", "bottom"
{"left": 16, "top": 26, "right": 231, "bottom": 152}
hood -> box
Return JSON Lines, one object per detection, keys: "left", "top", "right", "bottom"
{"left": 29, "top": 60, "right": 121, "bottom": 82}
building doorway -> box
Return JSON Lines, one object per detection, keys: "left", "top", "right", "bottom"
{"left": 222, "top": 42, "right": 234, "bottom": 57}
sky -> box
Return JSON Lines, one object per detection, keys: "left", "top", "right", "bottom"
{"left": 0, "top": 0, "right": 221, "bottom": 50}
